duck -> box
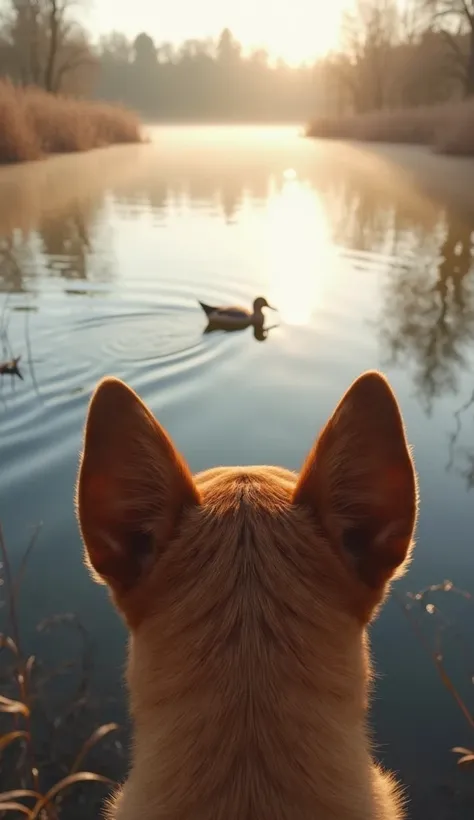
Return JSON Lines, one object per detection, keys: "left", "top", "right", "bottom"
{"left": 198, "top": 296, "right": 277, "bottom": 332}
{"left": 0, "top": 356, "right": 23, "bottom": 379}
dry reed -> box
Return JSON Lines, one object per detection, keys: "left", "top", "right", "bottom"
{"left": 0, "top": 80, "right": 141, "bottom": 164}
{"left": 307, "top": 99, "right": 474, "bottom": 156}
{"left": 0, "top": 523, "right": 125, "bottom": 818}
{"left": 396, "top": 581, "right": 474, "bottom": 769}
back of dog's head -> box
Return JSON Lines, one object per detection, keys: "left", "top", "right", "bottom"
{"left": 77, "top": 371, "right": 417, "bottom": 630}
{"left": 76, "top": 372, "right": 417, "bottom": 814}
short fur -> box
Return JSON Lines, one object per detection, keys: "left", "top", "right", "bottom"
{"left": 76, "top": 371, "right": 418, "bottom": 820}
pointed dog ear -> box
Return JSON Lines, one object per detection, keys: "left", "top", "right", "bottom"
{"left": 294, "top": 371, "right": 417, "bottom": 597}
{"left": 77, "top": 378, "right": 199, "bottom": 595}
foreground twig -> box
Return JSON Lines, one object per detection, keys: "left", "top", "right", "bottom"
{"left": 0, "top": 523, "right": 122, "bottom": 817}
{"left": 395, "top": 581, "right": 474, "bottom": 766}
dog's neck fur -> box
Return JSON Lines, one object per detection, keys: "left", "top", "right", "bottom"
{"left": 115, "top": 646, "right": 399, "bottom": 820}
{"left": 112, "top": 546, "right": 400, "bottom": 820}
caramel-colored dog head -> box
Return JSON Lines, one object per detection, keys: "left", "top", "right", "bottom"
{"left": 77, "top": 371, "right": 417, "bottom": 820}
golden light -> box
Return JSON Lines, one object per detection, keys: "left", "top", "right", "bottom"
{"left": 259, "top": 0, "right": 345, "bottom": 64}
{"left": 89, "top": 0, "right": 348, "bottom": 69}
{"left": 264, "top": 171, "right": 337, "bottom": 326}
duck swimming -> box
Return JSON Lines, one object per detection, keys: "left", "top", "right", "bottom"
{"left": 198, "top": 296, "right": 277, "bottom": 331}
{"left": 0, "top": 356, "right": 23, "bottom": 379}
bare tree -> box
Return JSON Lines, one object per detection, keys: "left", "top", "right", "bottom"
{"left": 2, "top": 0, "right": 95, "bottom": 92}
{"left": 42, "top": 0, "right": 94, "bottom": 92}
{"left": 423, "top": 0, "right": 474, "bottom": 95}
{"left": 399, "top": 0, "right": 433, "bottom": 43}
{"left": 340, "top": 0, "right": 401, "bottom": 111}
{"left": 53, "top": 30, "right": 96, "bottom": 93}
{"left": 1, "top": 0, "right": 43, "bottom": 84}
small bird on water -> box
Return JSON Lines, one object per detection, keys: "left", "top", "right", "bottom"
{"left": 0, "top": 356, "right": 23, "bottom": 379}
{"left": 198, "top": 296, "right": 277, "bottom": 332}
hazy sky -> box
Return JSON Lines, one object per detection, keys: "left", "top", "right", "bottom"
{"left": 82, "top": 0, "right": 348, "bottom": 64}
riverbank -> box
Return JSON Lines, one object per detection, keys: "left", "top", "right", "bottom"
{"left": 0, "top": 80, "right": 141, "bottom": 164}
{"left": 306, "top": 99, "right": 474, "bottom": 157}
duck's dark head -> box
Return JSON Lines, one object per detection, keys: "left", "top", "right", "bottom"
{"left": 253, "top": 297, "right": 276, "bottom": 313}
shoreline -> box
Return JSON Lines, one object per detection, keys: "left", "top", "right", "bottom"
{"left": 306, "top": 100, "right": 474, "bottom": 160}
{"left": 0, "top": 80, "right": 142, "bottom": 165}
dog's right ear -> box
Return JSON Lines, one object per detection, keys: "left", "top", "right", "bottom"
{"left": 293, "top": 371, "right": 417, "bottom": 612}
{"left": 77, "top": 378, "right": 199, "bottom": 596}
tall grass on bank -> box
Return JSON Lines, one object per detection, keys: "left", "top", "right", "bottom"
{"left": 306, "top": 99, "right": 474, "bottom": 156}
{"left": 397, "top": 581, "right": 474, "bottom": 769}
{"left": 0, "top": 523, "right": 125, "bottom": 818}
{"left": 0, "top": 80, "right": 141, "bottom": 164}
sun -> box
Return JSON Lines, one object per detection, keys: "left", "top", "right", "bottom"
{"left": 255, "top": 0, "right": 344, "bottom": 64}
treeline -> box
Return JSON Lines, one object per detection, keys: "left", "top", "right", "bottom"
{"left": 95, "top": 29, "right": 320, "bottom": 121}
{"left": 1, "top": 0, "right": 474, "bottom": 122}
{"left": 307, "top": 0, "right": 474, "bottom": 155}
{"left": 0, "top": 1, "right": 321, "bottom": 121}
{"left": 321, "top": 0, "right": 474, "bottom": 115}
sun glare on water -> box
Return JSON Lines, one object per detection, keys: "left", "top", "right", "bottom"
{"left": 264, "top": 171, "right": 337, "bottom": 326}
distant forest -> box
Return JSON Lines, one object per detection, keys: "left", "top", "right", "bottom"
{"left": 1, "top": 0, "right": 474, "bottom": 121}
{"left": 0, "top": 1, "right": 322, "bottom": 122}
{"left": 94, "top": 29, "right": 324, "bottom": 121}
{"left": 94, "top": 28, "right": 320, "bottom": 121}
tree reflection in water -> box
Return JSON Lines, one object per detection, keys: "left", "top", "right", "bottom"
{"left": 376, "top": 210, "right": 474, "bottom": 489}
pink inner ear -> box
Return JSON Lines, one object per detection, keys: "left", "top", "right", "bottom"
{"left": 293, "top": 371, "right": 417, "bottom": 591}
{"left": 77, "top": 377, "right": 199, "bottom": 593}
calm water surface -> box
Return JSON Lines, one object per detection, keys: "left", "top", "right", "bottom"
{"left": 1, "top": 126, "right": 474, "bottom": 816}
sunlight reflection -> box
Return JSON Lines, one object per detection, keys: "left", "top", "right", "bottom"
{"left": 265, "top": 175, "right": 336, "bottom": 325}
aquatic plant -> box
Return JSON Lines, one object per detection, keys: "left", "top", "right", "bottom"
{"left": 397, "top": 581, "right": 474, "bottom": 768}
{"left": 0, "top": 524, "right": 125, "bottom": 818}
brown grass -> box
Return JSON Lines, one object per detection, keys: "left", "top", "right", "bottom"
{"left": 306, "top": 99, "right": 474, "bottom": 156}
{"left": 0, "top": 80, "right": 141, "bottom": 164}
{"left": 0, "top": 523, "right": 126, "bottom": 818}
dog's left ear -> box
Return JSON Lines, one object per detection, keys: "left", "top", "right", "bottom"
{"left": 294, "top": 371, "right": 417, "bottom": 601}
{"left": 77, "top": 378, "right": 199, "bottom": 595}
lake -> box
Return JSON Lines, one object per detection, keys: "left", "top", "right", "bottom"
{"left": 0, "top": 125, "right": 473, "bottom": 817}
